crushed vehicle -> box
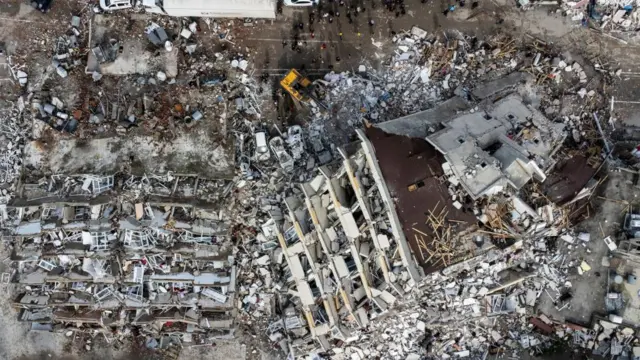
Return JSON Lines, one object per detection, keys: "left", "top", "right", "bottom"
{"left": 269, "top": 136, "right": 294, "bottom": 172}
{"left": 286, "top": 125, "right": 305, "bottom": 160}
{"left": 308, "top": 128, "right": 331, "bottom": 165}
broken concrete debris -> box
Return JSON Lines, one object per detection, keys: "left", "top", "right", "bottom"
{"left": 560, "top": 0, "right": 639, "bottom": 36}
{"left": 0, "top": 103, "right": 27, "bottom": 191}
{"left": 225, "top": 29, "right": 622, "bottom": 359}
{"left": 306, "top": 29, "right": 608, "bottom": 153}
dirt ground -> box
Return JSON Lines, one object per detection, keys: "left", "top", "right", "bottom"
{"left": 0, "top": 0, "right": 638, "bottom": 359}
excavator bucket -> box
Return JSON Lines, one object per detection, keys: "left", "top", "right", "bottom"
{"left": 280, "top": 69, "right": 328, "bottom": 110}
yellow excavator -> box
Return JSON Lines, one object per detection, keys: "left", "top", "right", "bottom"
{"left": 280, "top": 69, "right": 328, "bottom": 110}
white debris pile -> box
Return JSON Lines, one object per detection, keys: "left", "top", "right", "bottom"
{"left": 313, "top": 29, "right": 533, "bottom": 144}
{"left": 339, "top": 267, "right": 538, "bottom": 358}
{"left": 341, "top": 252, "right": 565, "bottom": 358}
{"left": 0, "top": 101, "right": 27, "bottom": 200}
{"left": 590, "top": 320, "right": 636, "bottom": 356}
{"left": 334, "top": 194, "right": 598, "bottom": 360}
{"left": 540, "top": 54, "right": 593, "bottom": 86}
{"left": 561, "top": 0, "right": 640, "bottom": 33}
{"left": 339, "top": 310, "right": 429, "bottom": 360}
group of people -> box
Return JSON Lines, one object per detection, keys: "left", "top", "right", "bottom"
{"left": 279, "top": 0, "right": 483, "bottom": 67}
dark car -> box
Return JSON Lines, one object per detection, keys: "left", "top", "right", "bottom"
{"left": 31, "top": 0, "right": 52, "bottom": 13}
{"left": 623, "top": 212, "right": 640, "bottom": 238}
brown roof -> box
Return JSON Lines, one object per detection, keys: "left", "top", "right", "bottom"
{"left": 543, "top": 155, "right": 597, "bottom": 205}
{"left": 365, "top": 127, "right": 476, "bottom": 274}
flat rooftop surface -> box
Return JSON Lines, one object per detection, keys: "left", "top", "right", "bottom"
{"left": 543, "top": 155, "right": 597, "bottom": 205}
{"left": 366, "top": 126, "right": 476, "bottom": 274}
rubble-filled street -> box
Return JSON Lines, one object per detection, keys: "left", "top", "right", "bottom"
{"left": 5, "top": 0, "right": 640, "bottom": 360}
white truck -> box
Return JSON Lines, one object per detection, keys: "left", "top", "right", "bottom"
{"left": 141, "top": 0, "right": 277, "bottom": 18}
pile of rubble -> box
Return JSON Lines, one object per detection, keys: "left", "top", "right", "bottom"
{"left": 309, "top": 27, "right": 611, "bottom": 148}
{"left": 314, "top": 28, "right": 515, "bottom": 135}
{"left": 51, "top": 16, "right": 86, "bottom": 79}
{"left": 553, "top": 0, "right": 640, "bottom": 39}
{"left": 0, "top": 102, "right": 26, "bottom": 194}
{"left": 218, "top": 27, "right": 625, "bottom": 359}
{"left": 323, "top": 188, "right": 611, "bottom": 359}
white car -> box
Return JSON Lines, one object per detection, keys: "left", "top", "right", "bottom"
{"left": 255, "top": 131, "right": 270, "bottom": 161}
{"left": 100, "top": 0, "right": 133, "bottom": 11}
{"left": 269, "top": 137, "right": 294, "bottom": 173}
{"left": 283, "top": 0, "right": 319, "bottom": 6}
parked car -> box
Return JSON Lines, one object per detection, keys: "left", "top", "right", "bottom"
{"left": 31, "top": 0, "right": 53, "bottom": 13}
{"left": 254, "top": 131, "right": 270, "bottom": 162}
{"left": 283, "top": 0, "right": 319, "bottom": 6}
{"left": 100, "top": 0, "right": 133, "bottom": 11}
{"left": 269, "top": 136, "right": 294, "bottom": 173}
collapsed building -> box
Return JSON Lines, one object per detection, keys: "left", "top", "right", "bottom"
{"left": 247, "top": 130, "right": 422, "bottom": 355}
{"left": 4, "top": 174, "right": 237, "bottom": 346}
{"left": 242, "top": 64, "right": 615, "bottom": 358}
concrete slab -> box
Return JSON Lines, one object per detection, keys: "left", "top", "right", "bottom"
{"left": 24, "top": 131, "right": 235, "bottom": 179}
{"left": 374, "top": 96, "right": 469, "bottom": 139}
{"left": 99, "top": 42, "right": 179, "bottom": 77}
